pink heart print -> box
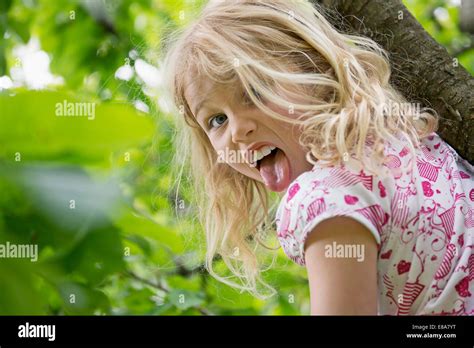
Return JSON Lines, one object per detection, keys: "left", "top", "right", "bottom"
{"left": 422, "top": 181, "right": 434, "bottom": 197}
{"left": 455, "top": 277, "right": 471, "bottom": 298}
{"left": 378, "top": 181, "right": 387, "bottom": 198}
{"left": 399, "top": 146, "right": 409, "bottom": 157}
{"left": 397, "top": 260, "right": 411, "bottom": 275}
{"left": 287, "top": 183, "right": 300, "bottom": 202}
{"left": 344, "top": 194, "right": 359, "bottom": 205}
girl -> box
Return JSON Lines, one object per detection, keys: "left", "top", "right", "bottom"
{"left": 161, "top": 0, "right": 474, "bottom": 315}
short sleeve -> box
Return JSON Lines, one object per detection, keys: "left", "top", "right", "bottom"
{"left": 275, "top": 163, "right": 390, "bottom": 266}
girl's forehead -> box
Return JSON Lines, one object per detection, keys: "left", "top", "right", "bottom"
{"left": 184, "top": 79, "right": 234, "bottom": 118}
{"left": 185, "top": 76, "right": 237, "bottom": 104}
{"left": 185, "top": 78, "right": 215, "bottom": 106}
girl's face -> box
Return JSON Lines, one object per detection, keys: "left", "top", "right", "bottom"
{"left": 185, "top": 77, "right": 314, "bottom": 192}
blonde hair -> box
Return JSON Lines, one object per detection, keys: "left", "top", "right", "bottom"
{"left": 160, "top": 0, "right": 438, "bottom": 298}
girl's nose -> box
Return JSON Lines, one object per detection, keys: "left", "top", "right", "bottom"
{"left": 230, "top": 116, "right": 257, "bottom": 144}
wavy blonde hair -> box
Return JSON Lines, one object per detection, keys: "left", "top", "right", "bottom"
{"left": 160, "top": 0, "right": 438, "bottom": 298}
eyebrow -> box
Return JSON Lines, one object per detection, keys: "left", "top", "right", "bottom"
{"left": 193, "top": 99, "right": 208, "bottom": 119}
{"left": 192, "top": 84, "right": 242, "bottom": 119}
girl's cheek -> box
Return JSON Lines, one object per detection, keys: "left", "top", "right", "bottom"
{"left": 210, "top": 136, "right": 227, "bottom": 153}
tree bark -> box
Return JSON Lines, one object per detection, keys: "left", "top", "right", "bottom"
{"left": 314, "top": 0, "right": 474, "bottom": 164}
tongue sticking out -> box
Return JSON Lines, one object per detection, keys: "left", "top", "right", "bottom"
{"left": 259, "top": 149, "right": 291, "bottom": 192}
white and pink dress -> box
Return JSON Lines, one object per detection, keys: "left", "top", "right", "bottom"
{"left": 275, "top": 132, "right": 474, "bottom": 315}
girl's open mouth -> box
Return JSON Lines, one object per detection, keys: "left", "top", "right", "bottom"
{"left": 255, "top": 147, "right": 292, "bottom": 192}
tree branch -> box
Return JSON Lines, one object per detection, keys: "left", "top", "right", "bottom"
{"left": 315, "top": 0, "right": 474, "bottom": 164}
{"left": 124, "top": 270, "right": 214, "bottom": 316}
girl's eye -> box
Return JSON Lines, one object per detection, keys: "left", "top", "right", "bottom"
{"left": 208, "top": 114, "right": 227, "bottom": 129}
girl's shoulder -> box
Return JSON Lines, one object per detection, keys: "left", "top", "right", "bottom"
{"left": 275, "top": 155, "right": 391, "bottom": 266}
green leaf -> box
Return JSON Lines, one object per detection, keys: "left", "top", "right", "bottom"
{"left": 124, "top": 234, "right": 153, "bottom": 256}
{"left": 116, "top": 212, "right": 184, "bottom": 254}
{"left": 0, "top": 258, "right": 46, "bottom": 315}
{"left": 58, "top": 225, "right": 125, "bottom": 285}
{"left": 0, "top": 91, "right": 153, "bottom": 165}
{"left": 56, "top": 281, "right": 110, "bottom": 315}
{"left": 122, "top": 287, "right": 157, "bottom": 314}
{"left": 166, "top": 289, "right": 205, "bottom": 310}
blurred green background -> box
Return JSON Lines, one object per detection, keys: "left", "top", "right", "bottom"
{"left": 0, "top": 0, "right": 472, "bottom": 315}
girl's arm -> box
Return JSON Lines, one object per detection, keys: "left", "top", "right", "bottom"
{"left": 304, "top": 216, "right": 379, "bottom": 315}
